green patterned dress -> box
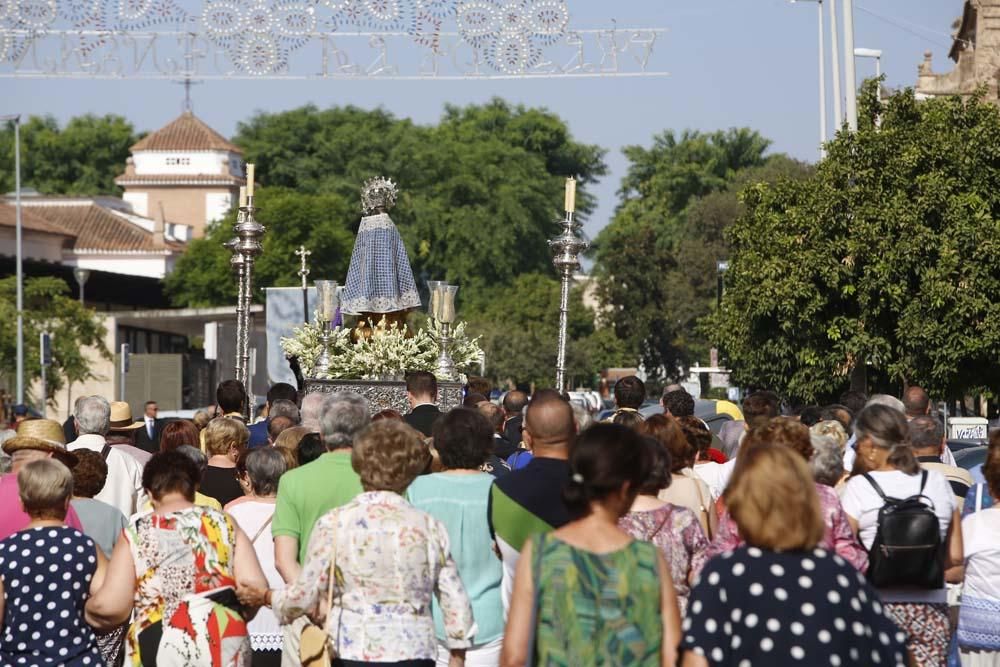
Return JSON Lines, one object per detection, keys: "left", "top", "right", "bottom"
{"left": 532, "top": 532, "right": 663, "bottom": 666}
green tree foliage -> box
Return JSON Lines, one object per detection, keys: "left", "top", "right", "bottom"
{"left": 593, "top": 128, "right": 799, "bottom": 380}
{"left": 467, "top": 273, "right": 630, "bottom": 389}
{"left": 708, "top": 82, "right": 1000, "bottom": 401}
{"left": 0, "top": 115, "right": 139, "bottom": 195}
{"left": 0, "top": 277, "right": 111, "bottom": 403}
{"left": 164, "top": 187, "right": 355, "bottom": 307}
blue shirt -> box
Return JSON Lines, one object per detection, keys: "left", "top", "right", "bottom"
{"left": 406, "top": 472, "right": 504, "bottom": 645}
{"left": 248, "top": 418, "right": 270, "bottom": 448}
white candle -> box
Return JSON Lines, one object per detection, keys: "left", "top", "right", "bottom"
{"left": 564, "top": 177, "right": 576, "bottom": 213}
{"left": 238, "top": 186, "right": 247, "bottom": 208}
{"left": 430, "top": 286, "right": 442, "bottom": 321}
{"left": 439, "top": 286, "right": 458, "bottom": 323}
{"left": 246, "top": 163, "right": 255, "bottom": 198}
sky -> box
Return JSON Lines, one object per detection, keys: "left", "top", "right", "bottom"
{"left": 5, "top": 0, "right": 963, "bottom": 238}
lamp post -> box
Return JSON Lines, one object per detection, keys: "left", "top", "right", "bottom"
{"left": 1, "top": 114, "right": 22, "bottom": 404}
{"left": 791, "top": 0, "right": 827, "bottom": 158}
{"left": 549, "top": 178, "right": 589, "bottom": 393}
{"left": 854, "top": 47, "right": 883, "bottom": 126}
{"left": 73, "top": 267, "right": 91, "bottom": 305}
{"left": 828, "top": 0, "right": 842, "bottom": 130}
{"left": 843, "top": 0, "right": 858, "bottom": 131}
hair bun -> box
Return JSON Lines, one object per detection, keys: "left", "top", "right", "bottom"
{"left": 571, "top": 472, "right": 584, "bottom": 484}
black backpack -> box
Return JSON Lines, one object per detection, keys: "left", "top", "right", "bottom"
{"left": 863, "top": 470, "right": 944, "bottom": 589}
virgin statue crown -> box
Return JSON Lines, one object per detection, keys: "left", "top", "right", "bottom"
{"left": 361, "top": 176, "right": 398, "bottom": 213}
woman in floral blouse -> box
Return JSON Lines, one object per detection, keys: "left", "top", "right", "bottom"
{"left": 618, "top": 435, "right": 709, "bottom": 615}
{"left": 239, "top": 420, "right": 476, "bottom": 667}
{"left": 705, "top": 418, "right": 869, "bottom": 573}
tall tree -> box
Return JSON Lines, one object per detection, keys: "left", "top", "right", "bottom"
{"left": 592, "top": 128, "right": 776, "bottom": 381}
{"left": 0, "top": 115, "right": 139, "bottom": 195}
{"left": 708, "top": 82, "right": 1000, "bottom": 401}
{"left": 0, "top": 277, "right": 111, "bottom": 404}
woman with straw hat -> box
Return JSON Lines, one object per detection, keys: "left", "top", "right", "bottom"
{"left": 0, "top": 421, "right": 83, "bottom": 540}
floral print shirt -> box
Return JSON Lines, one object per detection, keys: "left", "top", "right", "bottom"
{"left": 706, "top": 482, "right": 869, "bottom": 573}
{"left": 271, "top": 491, "right": 476, "bottom": 662}
{"left": 618, "top": 503, "right": 709, "bottom": 615}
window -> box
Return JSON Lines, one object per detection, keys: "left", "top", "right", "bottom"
{"left": 165, "top": 157, "right": 191, "bottom": 166}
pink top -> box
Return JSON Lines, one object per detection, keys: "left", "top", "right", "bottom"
{"left": 0, "top": 473, "right": 83, "bottom": 540}
{"left": 707, "top": 482, "right": 869, "bottom": 573}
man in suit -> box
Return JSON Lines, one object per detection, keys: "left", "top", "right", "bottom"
{"left": 403, "top": 371, "right": 441, "bottom": 437}
{"left": 248, "top": 382, "right": 299, "bottom": 448}
{"left": 502, "top": 390, "right": 528, "bottom": 446}
{"left": 134, "top": 400, "right": 163, "bottom": 453}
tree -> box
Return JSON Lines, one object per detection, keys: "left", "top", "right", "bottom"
{"left": 592, "top": 128, "right": 779, "bottom": 380}
{"left": 0, "top": 277, "right": 111, "bottom": 404}
{"left": 0, "top": 115, "right": 139, "bottom": 195}
{"left": 708, "top": 82, "right": 1000, "bottom": 401}
{"left": 165, "top": 187, "right": 356, "bottom": 307}
{"left": 465, "top": 273, "right": 630, "bottom": 389}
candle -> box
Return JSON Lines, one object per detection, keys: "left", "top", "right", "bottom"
{"left": 316, "top": 280, "right": 338, "bottom": 322}
{"left": 246, "top": 163, "right": 255, "bottom": 198}
{"left": 430, "top": 285, "right": 442, "bottom": 321}
{"left": 238, "top": 186, "right": 247, "bottom": 208}
{"left": 564, "top": 177, "right": 576, "bottom": 213}
{"left": 439, "top": 285, "right": 458, "bottom": 323}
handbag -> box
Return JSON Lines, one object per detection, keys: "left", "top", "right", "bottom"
{"left": 300, "top": 524, "right": 338, "bottom": 667}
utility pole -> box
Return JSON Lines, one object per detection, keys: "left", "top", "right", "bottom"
{"left": 829, "top": 0, "right": 842, "bottom": 130}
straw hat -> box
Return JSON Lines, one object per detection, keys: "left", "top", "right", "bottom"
{"left": 15, "top": 418, "right": 65, "bottom": 444}
{"left": 3, "top": 435, "right": 77, "bottom": 468}
{"left": 109, "top": 401, "right": 144, "bottom": 431}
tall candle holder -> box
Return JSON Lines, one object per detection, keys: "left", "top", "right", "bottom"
{"left": 550, "top": 178, "right": 589, "bottom": 392}
{"left": 428, "top": 282, "right": 459, "bottom": 380}
{"left": 226, "top": 168, "right": 265, "bottom": 418}
{"left": 313, "top": 280, "right": 339, "bottom": 376}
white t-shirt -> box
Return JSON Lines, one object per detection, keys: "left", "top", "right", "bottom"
{"left": 839, "top": 468, "right": 955, "bottom": 551}
{"left": 692, "top": 461, "right": 730, "bottom": 500}
{"left": 962, "top": 506, "right": 1000, "bottom": 602}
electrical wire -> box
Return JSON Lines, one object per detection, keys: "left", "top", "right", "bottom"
{"left": 855, "top": 4, "right": 965, "bottom": 50}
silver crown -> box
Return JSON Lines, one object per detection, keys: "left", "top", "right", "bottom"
{"left": 361, "top": 176, "right": 398, "bottom": 213}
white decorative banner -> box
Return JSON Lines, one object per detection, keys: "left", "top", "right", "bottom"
{"left": 0, "top": 0, "right": 667, "bottom": 78}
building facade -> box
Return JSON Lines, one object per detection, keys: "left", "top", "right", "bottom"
{"left": 115, "top": 111, "right": 245, "bottom": 237}
{"left": 916, "top": 1, "right": 1000, "bottom": 101}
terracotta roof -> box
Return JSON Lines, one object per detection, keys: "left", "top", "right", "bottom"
{"left": 131, "top": 112, "right": 242, "bottom": 153}
{"left": 115, "top": 173, "right": 244, "bottom": 186}
{"left": 26, "top": 204, "right": 184, "bottom": 253}
{"left": 0, "top": 203, "right": 75, "bottom": 237}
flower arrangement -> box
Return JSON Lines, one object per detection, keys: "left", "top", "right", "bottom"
{"left": 280, "top": 316, "right": 483, "bottom": 382}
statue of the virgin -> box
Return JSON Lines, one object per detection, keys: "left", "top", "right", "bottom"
{"left": 341, "top": 176, "right": 421, "bottom": 332}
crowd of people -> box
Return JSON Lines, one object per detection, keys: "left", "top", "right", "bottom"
{"left": 0, "top": 371, "right": 997, "bottom": 667}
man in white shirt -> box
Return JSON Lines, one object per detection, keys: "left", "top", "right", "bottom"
{"left": 67, "top": 396, "right": 146, "bottom": 516}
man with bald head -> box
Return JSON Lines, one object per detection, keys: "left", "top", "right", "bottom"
{"left": 502, "top": 390, "right": 528, "bottom": 446}
{"left": 902, "top": 386, "right": 930, "bottom": 419}
{"left": 489, "top": 389, "right": 576, "bottom": 612}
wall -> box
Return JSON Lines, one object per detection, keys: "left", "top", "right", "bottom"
{"left": 66, "top": 255, "right": 169, "bottom": 279}
{"left": 0, "top": 228, "right": 65, "bottom": 263}
{"left": 122, "top": 187, "right": 236, "bottom": 237}
{"left": 132, "top": 151, "right": 241, "bottom": 177}
{"left": 123, "top": 191, "right": 148, "bottom": 217}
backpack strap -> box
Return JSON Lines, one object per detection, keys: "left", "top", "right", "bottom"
{"left": 862, "top": 472, "right": 888, "bottom": 501}
{"left": 100, "top": 443, "right": 112, "bottom": 461}
{"left": 918, "top": 469, "right": 928, "bottom": 494}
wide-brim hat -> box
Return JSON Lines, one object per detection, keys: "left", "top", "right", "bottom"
{"left": 2, "top": 435, "right": 78, "bottom": 468}
{"left": 16, "top": 418, "right": 66, "bottom": 444}
{"left": 109, "top": 401, "right": 144, "bottom": 431}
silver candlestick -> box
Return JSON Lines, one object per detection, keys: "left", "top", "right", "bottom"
{"left": 429, "top": 282, "right": 459, "bottom": 380}
{"left": 550, "top": 178, "right": 589, "bottom": 393}
{"left": 226, "top": 169, "right": 265, "bottom": 419}
{"left": 313, "top": 280, "right": 339, "bottom": 377}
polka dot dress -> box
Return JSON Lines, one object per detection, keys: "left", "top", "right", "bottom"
{"left": 682, "top": 546, "right": 908, "bottom": 666}
{"left": 0, "top": 526, "right": 103, "bottom": 666}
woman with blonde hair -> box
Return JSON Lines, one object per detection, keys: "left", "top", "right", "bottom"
{"left": 706, "top": 417, "right": 868, "bottom": 572}
{"left": 238, "top": 420, "right": 475, "bottom": 666}
{"left": 682, "top": 442, "right": 908, "bottom": 666}
{"left": 200, "top": 417, "right": 248, "bottom": 507}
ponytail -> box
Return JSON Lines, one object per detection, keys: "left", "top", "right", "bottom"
{"left": 887, "top": 443, "right": 920, "bottom": 475}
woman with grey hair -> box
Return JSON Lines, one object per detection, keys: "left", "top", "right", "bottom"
{"left": 810, "top": 434, "right": 847, "bottom": 487}
{"left": 1, "top": 459, "right": 106, "bottom": 666}
{"left": 228, "top": 448, "right": 288, "bottom": 666}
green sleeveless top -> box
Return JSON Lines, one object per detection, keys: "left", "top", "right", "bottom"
{"left": 532, "top": 532, "right": 662, "bottom": 666}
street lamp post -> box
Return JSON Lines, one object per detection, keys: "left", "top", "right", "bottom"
{"left": 73, "top": 267, "right": 91, "bottom": 306}
{"left": 2, "top": 114, "right": 23, "bottom": 404}
{"left": 791, "top": 0, "right": 827, "bottom": 158}
{"left": 854, "top": 48, "right": 882, "bottom": 92}
{"left": 843, "top": 0, "right": 858, "bottom": 131}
